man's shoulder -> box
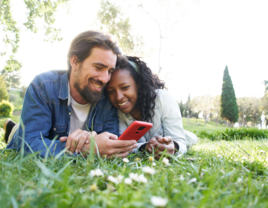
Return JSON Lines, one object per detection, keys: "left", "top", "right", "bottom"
{"left": 32, "top": 70, "right": 67, "bottom": 85}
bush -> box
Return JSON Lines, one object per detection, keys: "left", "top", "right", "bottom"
{"left": 0, "top": 75, "right": 9, "bottom": 102}
{"left": 197, "top": 128, "right": 268, "bottom": 140}
{"left": 0, "top": 100, "right": 14, "bottom": 116}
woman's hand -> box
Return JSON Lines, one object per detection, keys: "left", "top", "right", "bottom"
{"left": 145, "top": 136, "right": 175, "bottom": 159}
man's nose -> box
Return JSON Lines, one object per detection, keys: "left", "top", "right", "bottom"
{"left": 99, "top": 70, "right": 110, "bottom": 84}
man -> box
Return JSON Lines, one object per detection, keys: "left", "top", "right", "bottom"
{"left": 4, "top": 30, "right": 138, "bottom": 158}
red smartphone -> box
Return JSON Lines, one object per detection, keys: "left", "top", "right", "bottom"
{"left": 118, "top": 121, "right": 153, "bottom": 141}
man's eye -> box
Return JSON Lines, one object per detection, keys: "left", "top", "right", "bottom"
{"left": 96, "top": 66, "right": 102, "bottom": 70}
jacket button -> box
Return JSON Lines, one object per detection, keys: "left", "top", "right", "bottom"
{"left": 69, "top": 112, "right": 71, "bottom": 115}
{"left": 54, "top": 128, "right": 56, "bottom": 131}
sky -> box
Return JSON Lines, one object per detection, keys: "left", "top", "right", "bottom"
{"left": 1, "top": 0, "right": 268, "bottom": 103}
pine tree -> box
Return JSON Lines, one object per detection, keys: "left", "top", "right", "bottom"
{"left": 220, "top": 66, "right": 239, "bottom": 124}
{"left": 0, "top": 75, "right": 9, "bottom": 102}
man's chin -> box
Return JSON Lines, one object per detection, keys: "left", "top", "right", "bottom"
{"left": 75, "top": 84, "right": 104, "bottom": 104}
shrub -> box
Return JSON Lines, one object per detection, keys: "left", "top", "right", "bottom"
{"left": 197, "top": 128, "right": 268, "bottom": 140}
{"left": 0, "top": 100, "right": 14, "bottom": 116}
{"left": 0, "top": 75, "right": 9, "bottom": 102}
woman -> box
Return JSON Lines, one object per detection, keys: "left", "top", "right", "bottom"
{"left": 106, "top": 56, "right": 197, "bottom": 158}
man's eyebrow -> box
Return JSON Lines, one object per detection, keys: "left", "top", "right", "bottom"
{"left": 93, "top": 62, "right": 115, "bottom": 71}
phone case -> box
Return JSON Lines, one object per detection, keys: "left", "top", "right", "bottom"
{"left": 118, "top": 121, "right": 153, "bottom": 141}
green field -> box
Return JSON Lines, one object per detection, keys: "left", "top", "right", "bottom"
{"left": 182, "top": 117, "right": 227, "bottom": 132}
{"left": 1, "top": 135, "right": 268, "bottom": 207}
{"left": 1, "top": 109, "right": 268, "bottom": 207}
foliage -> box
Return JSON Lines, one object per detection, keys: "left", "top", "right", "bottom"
{"left": 0, "top": 69, "right": 21, "bottom": 89}
{"left": 0, "top": 100, "right": 14, "bottom": 116}
{"left": 96, "top": 0, "right": 143, "bottom": 56}
{"left": 197, "top": 128, "right": 268, "bottom": 141}
{"left": 220, "top": 66, "right": 239, "bottom": 123}
{"left": 1, "top": 138, "right": 268, "bottom": 207}
{"left": 178, "top": 100, "right": 185, "bottom": 117}
{"left": 0, "top": 0, "right": 70, "bottom": 71}
{"left": 237, "top": 97, "right": 261, "bottom": 126}
{"left": 19, "top": 85, "right": 28, "bottom": 99}
{"left": 0, "top": 75, "right": 9, "bottom": 101}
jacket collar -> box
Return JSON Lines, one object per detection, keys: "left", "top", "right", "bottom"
{"left": 59, "top": 72, "right": 69, "bottom": 101}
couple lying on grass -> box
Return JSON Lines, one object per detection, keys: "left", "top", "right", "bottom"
{"left": 4, "top": 30, "right": 197, "bottom": 159}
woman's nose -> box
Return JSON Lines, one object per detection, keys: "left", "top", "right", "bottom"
{"left": 116, "top": 91, "right": 124, "bottom": 101}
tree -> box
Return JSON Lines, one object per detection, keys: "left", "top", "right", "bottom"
{"left": 138, "top": 0, "right": 182, "bottom": 75}
{"left": 0, "top": 75, "right": 9, "bottom": 101}
{"left": 1, "top": 69, "right": 21, "bottom": 90}
{"left": 220, "top": 66, "right": 239, "bottom": 125}
{"left": 212, "top": 95, "right": 221, "bottom": 126}
{"left": 178, "top": 100, "right": 185, "bottom": 117}
{"left": 261, "top": 80, "right": 268, "bottom": 111}
{"left": 96, "top": 0, "right": 143, "bottom": 56}
{"left": 0, "top": 0, "right": 70, "bottom": 72}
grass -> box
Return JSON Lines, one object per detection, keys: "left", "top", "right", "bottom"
{"left": 0, "top": 116, "right": 20, "bottom": 128}
{"left": 1, "top": 127, "right": 268, "bottom": 207}
{"left": 183, "top": 117, "right": 227, "bottom": 132}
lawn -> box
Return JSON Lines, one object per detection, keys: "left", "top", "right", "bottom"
{"left": 1, "top": 128, "right": 268, "bottom": 207}
{"left": 182, "top": 117, "right": 227, "bottom": 132}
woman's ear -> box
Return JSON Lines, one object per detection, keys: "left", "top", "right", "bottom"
{"left": 70, "top": 55, "right": 79, "bottom": 71}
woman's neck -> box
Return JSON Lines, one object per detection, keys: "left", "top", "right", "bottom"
{"left": 130, "top": 110, "right": 141, "bottom": 121}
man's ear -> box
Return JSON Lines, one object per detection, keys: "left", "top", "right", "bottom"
{"left": 70, "top": 55, "right": 79, "bottom": 71}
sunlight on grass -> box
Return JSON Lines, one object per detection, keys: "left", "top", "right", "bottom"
{"left": 182, "top": 117, "right": 227, "bottom": 132}
{"left": 1, "top": 133, "right": 268, "bottom": 207}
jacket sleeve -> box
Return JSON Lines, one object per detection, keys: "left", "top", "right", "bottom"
{"left": 159, "top": 90, "right": 187, "bottom": 154}
{"left": 11, "top": 82, "right": 65, "bottom": 157}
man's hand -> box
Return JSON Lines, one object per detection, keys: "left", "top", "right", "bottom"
{"left": 60, "top": 130, "right": 97, "bottom": 154}
{"left": 145, "top": 136, "right": 175, "bottom": 159}
{"left": 80, "top": 132, "right": 138, "bottom": 158}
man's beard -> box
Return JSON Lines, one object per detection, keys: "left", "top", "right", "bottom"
{"left": 74, "top": 78, "right": 105, "bottom": 104}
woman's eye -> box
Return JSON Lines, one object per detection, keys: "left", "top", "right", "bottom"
{"left": 107, "top": 90, "right": 113, "bottom": 94}
{"left": 123, "top": 86, "right": 129, "bottom": 90}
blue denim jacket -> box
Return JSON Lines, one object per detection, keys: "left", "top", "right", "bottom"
{"left": 7, "top": 70, "right": 119, "bottom": 157}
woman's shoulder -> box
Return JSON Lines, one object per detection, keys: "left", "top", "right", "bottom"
{"left": 155, "top": 89, "right": 174, "bottom": 102}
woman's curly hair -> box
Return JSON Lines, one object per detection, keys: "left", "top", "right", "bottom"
{"left": 117, "top": 56, "right": 166, "bottom": 122}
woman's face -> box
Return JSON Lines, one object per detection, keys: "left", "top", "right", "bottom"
{"left": 106, "top": 69, "right": 139, "bottom": 117}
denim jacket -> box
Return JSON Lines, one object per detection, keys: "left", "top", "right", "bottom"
{"left": 7, "top": 70, "right": 119, "bottom": 157}
{"left": 118, "top": 89, "right": 187, "bottom": 154}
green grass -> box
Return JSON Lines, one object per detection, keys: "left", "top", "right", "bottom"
{"left": 1, "top": 129, "right": 268, "bottom": 207}
{"left": 183, "top": 117, "right": 227, "bottom": 132}
{"left": 0, "top": 116, "right": 20, "bottom": 128}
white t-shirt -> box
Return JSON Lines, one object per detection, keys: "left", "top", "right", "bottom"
{"left": 69, "top": 96, "right": 91, "bottom": 135}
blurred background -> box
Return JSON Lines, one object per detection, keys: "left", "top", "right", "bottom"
{"left": 1, "top": 0, "right": 268, "bottom": 128}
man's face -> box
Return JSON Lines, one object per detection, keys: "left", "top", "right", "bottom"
{"left": 72, "top": 47, "right": 117, "bottom": 104}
